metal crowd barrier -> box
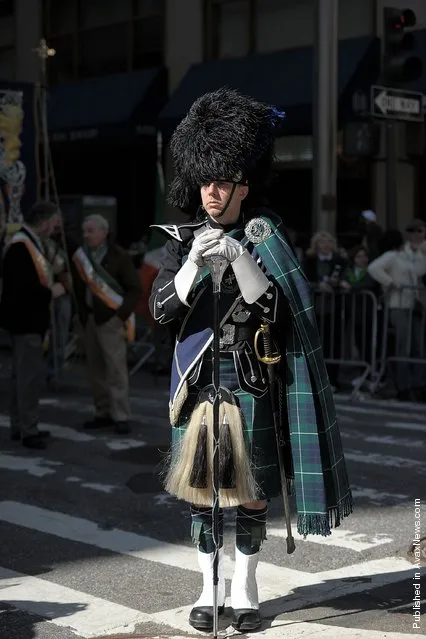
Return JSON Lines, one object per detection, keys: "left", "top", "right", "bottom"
{"left": 375, "top": 286, "right": 426, "bottom": 395}
{"left": 48, "top": 284, "right": 426, "bottom": 395}
{"left": 311, "top": 287, "right": 379, "bottom": 395}
{"left": 128, "top": 314, "right": 156, "bottom": 376}
{"left": 311, "top": 285, "right": 426, "bottom": 398}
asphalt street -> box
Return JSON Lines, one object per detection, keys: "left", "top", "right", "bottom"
{"left": 0, "top": 357, "right": 425, "bottom": 639}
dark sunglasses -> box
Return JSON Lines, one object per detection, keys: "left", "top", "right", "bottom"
{"left": 407, "top": 227, "right": 425, "bottom": 233}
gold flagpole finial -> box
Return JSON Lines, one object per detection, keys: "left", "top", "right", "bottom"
{"left": 33, "top": 38, "right": 56, "bottom": 61}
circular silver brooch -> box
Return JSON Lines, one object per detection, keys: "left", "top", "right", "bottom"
{"left": 245, "top": 218, "right": 273, "bottom": 245}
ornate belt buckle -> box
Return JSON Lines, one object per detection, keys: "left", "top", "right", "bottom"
{"left": 220, "top": 323, "right": 235, "bottom": 348}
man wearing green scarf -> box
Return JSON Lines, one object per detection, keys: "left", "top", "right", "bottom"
{"left": 149, "top": 89, "right": 353, "bottom": 633}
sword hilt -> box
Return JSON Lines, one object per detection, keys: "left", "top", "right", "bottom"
{"left": 254, "top": 323, "right": 281, "bottom": 364}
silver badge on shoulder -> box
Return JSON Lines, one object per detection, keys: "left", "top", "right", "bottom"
{"left": 245, "top": 218, "right": 272, "bottom": 245}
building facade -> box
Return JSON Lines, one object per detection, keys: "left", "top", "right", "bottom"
{"left": 1, "top": 0, "right": 426, "bottom": 241}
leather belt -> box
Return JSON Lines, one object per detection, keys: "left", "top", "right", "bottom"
{"left": 210, "top": 323, "right": 254, "bottom": 350}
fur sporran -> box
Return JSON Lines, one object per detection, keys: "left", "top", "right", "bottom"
{"left": 165, "top": 386, "right": 258, "bottom": 507}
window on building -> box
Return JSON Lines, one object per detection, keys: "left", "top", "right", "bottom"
{"left": 0, "top": 0, "right": 14, "bottom": 19}
{"left": 43, "top": 0, "right": 165, "bottom": 82}
{"left": 0, "top": 46, "right": 15, "bottom": 80}
{"left": 205, "top": 0, "right": 256, "bottom": 60}
{"left": 219, "top": 0, "right": 250, "bottom": 58}
{"left": 136, "top": 0, "right": 165, "bottom": 17}
{"left": 80, "top": 0, "right": 131, "bottom": 30}
{"left": 45, "top": 0, "right": 77, "bottom": 37}
{"left": 133, "top": 14, "right": 164, "bottom": 69}
{"left": 79, "top": 23, "right": 130, "bottom": 78}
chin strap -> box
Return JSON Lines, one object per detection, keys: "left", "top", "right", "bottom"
{"left": 216, "top": 182, "right": 237, "bottom": 219}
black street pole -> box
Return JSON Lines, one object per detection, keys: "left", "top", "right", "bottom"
{"left": 386, "top": 120, "right": 398, "bottom": 229}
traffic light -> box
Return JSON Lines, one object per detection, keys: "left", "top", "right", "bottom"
{"left": 382, "top": 7, "right": 423, "bottom": 85}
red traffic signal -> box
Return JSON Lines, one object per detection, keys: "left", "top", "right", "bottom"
{"left": 384, "top": 8, "right": 416, "bottom": 41}
{"left": 383, "top": 7, "right": 422, "bottom": 84}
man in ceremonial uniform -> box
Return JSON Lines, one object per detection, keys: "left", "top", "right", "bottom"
{"left": 72, "top": 214, "right": 141, "bottom": 434}
{"left": 149, "top": 89, "right": 353, "bottom": 632}
{"left": 0, "top": 201, "right": 62, "bottom": 449}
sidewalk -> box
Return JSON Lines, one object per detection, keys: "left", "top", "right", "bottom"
{"left": 333, "top": 391, "right": 426, "bottom": 414}
{"left": 0, "top": 348, "right": 169, "bottom": 400}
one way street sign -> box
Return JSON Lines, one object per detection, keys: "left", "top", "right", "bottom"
{"left": 371, "top": 85, "right": 424, "bottom": 122}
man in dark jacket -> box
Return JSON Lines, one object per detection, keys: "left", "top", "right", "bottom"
{"left": 72, "top": 214, "right": 141, "bottom": 434}
{"left": 0, "top": 201, "right": 61, "bottom": 449}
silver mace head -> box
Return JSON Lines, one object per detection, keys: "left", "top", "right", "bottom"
{"left": 204, "top": 255, "right": 229, "bottom": 290}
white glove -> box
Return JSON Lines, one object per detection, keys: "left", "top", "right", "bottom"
{"left": 202, "top": 235, "right": 244, "bottom": 263}
{"left": 189, "top": 229, "right": 224, "bottom": 266}
{"left": 174, "top": 229, "right": 223, "bottom": 306}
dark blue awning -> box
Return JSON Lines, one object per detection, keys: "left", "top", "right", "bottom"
{"left": 48, "top": 68, "right": 167, "bottom": 141}
{"left": 159, "top": 36, "right": 379, "bottom": 136}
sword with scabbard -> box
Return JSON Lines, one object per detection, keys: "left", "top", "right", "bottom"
{"left": 254, "top": 323, "right": 296, "bottom": 554}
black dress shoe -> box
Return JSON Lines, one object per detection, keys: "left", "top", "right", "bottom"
{"left": 83, "top": 416, "right": 113, "bottom": 430}
{"left": 115, "top": 421, "right": 131, "bottom": 434}
{"left": 12, "top": 430, "right": 50, "bottom": 441}
{"left": 189, "top": 605, "right": 225, "bottom": 631}
{"left": 22, "top": 435, "right": 47, "bottom": 450}
{"left": 232, "top": 608, "right": 261, "bottom": 632}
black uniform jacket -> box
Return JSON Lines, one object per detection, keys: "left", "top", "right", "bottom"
{"left": 148, "top": 223, "right": 289, "bottom": 397}
{"left": 0, "top": 227, "right": 52, "bottom": 336}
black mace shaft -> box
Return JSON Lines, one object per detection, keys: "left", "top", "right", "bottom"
{"left": 205, "top": 255, "right": 229, "bottom": 639}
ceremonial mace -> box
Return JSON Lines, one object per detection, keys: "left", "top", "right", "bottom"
{"left": 204, "top": 254, "right": 229, "bottom": 639}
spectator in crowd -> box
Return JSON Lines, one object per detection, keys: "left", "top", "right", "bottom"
{"left": 343, "top": 246, "right": 380, "bottom": 386}
{"left": 0, "top": 201, "right": 62, "bottom": 449}
{"left": 405, "top": 217, "right": 426, "bottom": 256}
{"left": 359, "top": 209, "right": 383, "bottom": 260}
{"left": 304, "top": 231, "right": 348, "bottom": 390}
{"left": 128, "top": 230, "right": 149, "bottom": 267}
{"left": 343, "top": 246, "right": 377, "bottom": 293}
{"left": 72, "top": 214, "right": 141, "bottom": 433}
{"left": 368, "top": 228, "right": 426, "bottom": 401}
{"left": 304, "top": 231, "right": 347, "bottom": 287}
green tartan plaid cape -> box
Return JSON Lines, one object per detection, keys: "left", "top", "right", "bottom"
{"left": 236, "top": 209, "right": 353, "bottom": 536}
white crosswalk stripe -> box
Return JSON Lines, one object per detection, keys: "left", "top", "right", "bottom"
{"left": 0, "top": 500, "right": 422, "bottom": 639}
{"left": 0, "top": 566, "right": 151, "bottom": 638}
{"left": 0, "top": 413, "right": 148, "bottom": 451}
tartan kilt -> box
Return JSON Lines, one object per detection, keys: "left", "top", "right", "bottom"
{"left": 171, "top": 351, "right": 281, "bottom": 500}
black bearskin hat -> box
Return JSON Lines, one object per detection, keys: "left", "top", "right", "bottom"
{"left": 167, "top": 88, "right": 285, "bottom": 214}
